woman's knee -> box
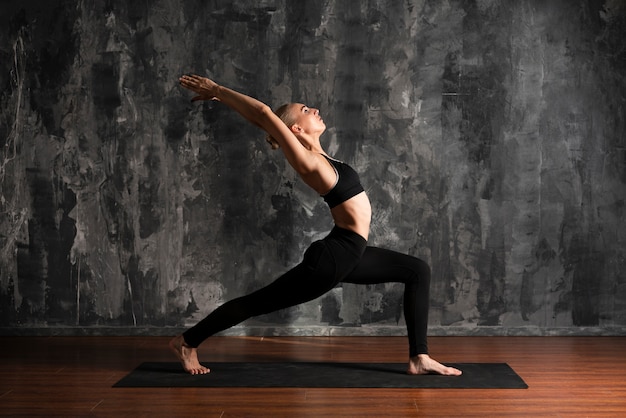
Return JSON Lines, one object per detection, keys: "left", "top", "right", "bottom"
{"left": 407, "top": 256, "right": 431, "bottom": 284}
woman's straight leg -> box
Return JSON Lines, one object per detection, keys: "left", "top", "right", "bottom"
{"left": 182, "top": 228, "right": 367, "bottom": 348}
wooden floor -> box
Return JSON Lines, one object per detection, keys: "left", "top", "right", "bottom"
{"left": 0, "top": 336, "right": 625, "bottom": 417}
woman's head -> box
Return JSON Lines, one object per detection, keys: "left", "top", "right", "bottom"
{"left": 265, "top": 104, "right": 296, "bottom": 149}
{"left": 266, "top": 103, "right": 325, "bottom": 149}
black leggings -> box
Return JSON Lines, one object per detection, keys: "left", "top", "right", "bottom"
{"left": 183, "top": 226, "right": 431, "bottom": 356}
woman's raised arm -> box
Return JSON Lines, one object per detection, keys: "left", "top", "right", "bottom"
{"left": 179, "top": 74, "right": 316, "bottom": 175}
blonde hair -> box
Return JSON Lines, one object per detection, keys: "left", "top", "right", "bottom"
{"left": 265, "top": 103, "right": 296, "bottom": 149}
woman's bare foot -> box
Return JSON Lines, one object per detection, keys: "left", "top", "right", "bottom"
{"left": 407, "top": 354, "right": 462, "bottom": 376}
{"left": 169, "top": 335, "right": 210, "bottom": 375}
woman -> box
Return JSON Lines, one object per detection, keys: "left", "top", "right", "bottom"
{"left": 170, "top": 74, "right": 462, "bottom": 377}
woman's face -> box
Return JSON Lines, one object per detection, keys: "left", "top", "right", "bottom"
{"left": 289, "top": 103, "right": 326, "bottom": 136}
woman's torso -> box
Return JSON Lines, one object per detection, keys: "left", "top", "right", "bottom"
{"left": 330, "top": 192, "right": 371, "bottom": 240}
{"left": 301, "top": 152, "right": 372, "bottom": 240}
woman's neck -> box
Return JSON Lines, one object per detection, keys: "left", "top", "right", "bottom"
{"left": 297, "top": 134, "right": 324, "bottom": 153}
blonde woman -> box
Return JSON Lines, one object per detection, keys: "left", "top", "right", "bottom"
{"left": 170, "top": 74, "right": 462, "bottom": 377}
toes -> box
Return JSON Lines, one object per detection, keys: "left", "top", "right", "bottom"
{"left": 189, "top": 365, "right": 210, "bottom": 375}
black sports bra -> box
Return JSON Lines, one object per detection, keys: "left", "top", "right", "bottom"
{"left": 320, "top": 155, "right": 365, "bottom": 208}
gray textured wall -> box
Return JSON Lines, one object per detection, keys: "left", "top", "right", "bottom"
{"left": 1, "top": 0, "right": 625, "bottom": 336}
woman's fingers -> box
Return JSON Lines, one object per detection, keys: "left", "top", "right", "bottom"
{"left": 180, "top": 74, "right": 220, "bottom": 102}
{"left": 179, "top": 74, "right": 201, "bottom": 88}
{"left": 180, "top": 75, "right": 214, "bottom": 91}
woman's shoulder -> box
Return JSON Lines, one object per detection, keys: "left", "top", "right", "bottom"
{"left": 294, "top": 151, "right": 338, "bottom": 194}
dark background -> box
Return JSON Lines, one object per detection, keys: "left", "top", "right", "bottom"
{"left": 1, "top": 0, "right": 624, "bottom": 336}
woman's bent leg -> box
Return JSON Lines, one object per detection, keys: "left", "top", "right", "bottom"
{"left": 342, "top": 247, "right": 461, "bottom": 376}
{"left": 341, "top": 247, "right": 431, "bottom": 356}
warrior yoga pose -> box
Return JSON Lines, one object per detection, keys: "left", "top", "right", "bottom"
{"left": 170, "top": 74, "right": 462, "bottom": 377}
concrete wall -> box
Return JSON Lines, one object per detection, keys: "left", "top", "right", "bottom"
{"left": 1, "top": 0, "right": 625, "bottom": 336}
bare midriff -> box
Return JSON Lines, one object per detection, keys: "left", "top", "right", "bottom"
{"left": 330, "top": 191, "right": 372, "bottom": 241}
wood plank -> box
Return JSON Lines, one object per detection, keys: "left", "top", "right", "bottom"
{"left": 0, "top": 336, "right": 625, "bottom": 416}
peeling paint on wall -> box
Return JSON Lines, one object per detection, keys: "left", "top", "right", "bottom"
{"left": 1, "top": 0, "right": 625, "bottom": 335}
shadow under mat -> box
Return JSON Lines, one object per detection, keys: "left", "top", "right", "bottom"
{"left": 113, "top": 362, "right": 528, "bottom": 389}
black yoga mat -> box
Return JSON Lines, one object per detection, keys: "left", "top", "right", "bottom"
{"left": 113, "top": 362, "right": 527, "bottom": 389}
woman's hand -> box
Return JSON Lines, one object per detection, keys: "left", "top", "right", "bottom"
{"left": 179, "top": 74, "right": 221, "bottom": 102}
